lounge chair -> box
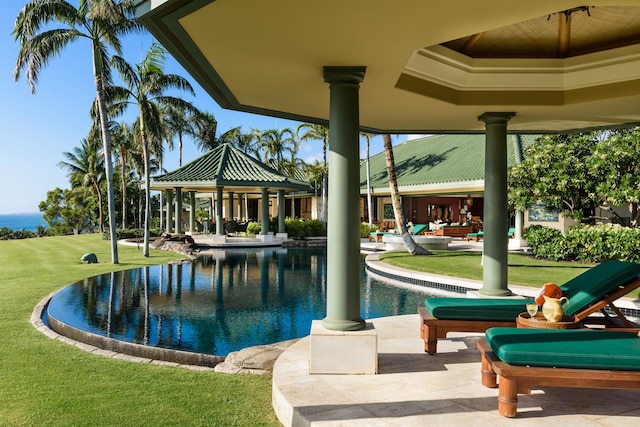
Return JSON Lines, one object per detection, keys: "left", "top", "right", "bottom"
{"left": 409, "top": 223, "right": 428, "bottom": 235}
{"left": 418, "top": 259, "right": 640, "bottom": 354}
{"left": 478, "top": 328, "right": 640, "bottom": 417}
{"left": 466, "top": 227, "right": 515, "bottom": 242}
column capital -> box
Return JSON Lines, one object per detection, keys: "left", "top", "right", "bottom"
{"left": 323, "top": 66, "right": 366, "bottom": 85}
{"left": 478, "top": 112, "right": 516, "bottom": 125}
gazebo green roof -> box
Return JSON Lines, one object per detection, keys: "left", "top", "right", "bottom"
{"left": 361, "top": 134, "right": 539, "bottom": 195}
{"left": 151, "top": 144, "right": 312, "bottom": 193}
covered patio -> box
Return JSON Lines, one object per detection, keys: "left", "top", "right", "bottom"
{"left": 136, "top": 0, "right": 640, "bottom": 421}
{"left": 150, "top": 143, "right": 312, "bottom": 244}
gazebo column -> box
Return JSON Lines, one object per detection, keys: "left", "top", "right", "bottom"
{"left": 189, "top": 191, "right": 196, "bottom": 234}
{"left": 310, "top": 66, "right": 374, "bottom": 375}
{"left": 238, "top": 193, "right": 244, "bottom": 222}
{"left": 165, "top": 189, "right": 173, "bottom": 233}
{"left": 277, "top": 189, "right": 286, "bottom": 235}
{"left": 228, "top": 191, "right": 235, "bottom": 221}
{"left": 174, "top": 187, "right": 183, "bottom": 234}
{"left": 261, "top": 187, "right": 270, "bottom": 235}
{"left": 478, "top": 112, "right": 515, "bottom": 296}
{"left": 216, "top": 186, "right": 224, "bottom": 235}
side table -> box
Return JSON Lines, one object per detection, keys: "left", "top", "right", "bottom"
{"left": 516, "top": 312, "right": 582, "bottom": 329}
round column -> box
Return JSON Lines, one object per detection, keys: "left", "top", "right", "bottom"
{"left": 277, "top": 189, "right": 286, "bottom": 233}
{"left": 175, "top": 187, "right": 183, "bottom": 234}
{"left": 189, "top": 191, "right": 196, "bottom": 233}
{"left": 478, "top": 112, "right": 515, "bottom": 296}
{"left": 165, "top": 189, "right": 173, "bottom": 233}
{"left": 216, "top": 186, "right": 224, "bottom": 235}
{"left": 322, "top": 66, "right": 366, "bottom": 331}
{"left": 261, "top": 187, "right": 270, "bottom": 235}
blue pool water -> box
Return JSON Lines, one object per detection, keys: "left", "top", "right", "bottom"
{"left": 47, "top": 247, "right": 441, "bottom": 356}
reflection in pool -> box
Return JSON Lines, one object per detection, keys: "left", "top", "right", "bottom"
{"left": 47, "top": 247, "right": 445, "bottom": 357}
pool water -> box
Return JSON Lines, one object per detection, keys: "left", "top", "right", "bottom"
{"left": 47, "top": 247, "right": 440, "bottom": 356}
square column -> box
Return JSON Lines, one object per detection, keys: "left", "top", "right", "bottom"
{"left": 174, "top": 187, "right": 183, "bottom": 234}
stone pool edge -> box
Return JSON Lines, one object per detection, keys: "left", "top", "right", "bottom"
{"left": 30, "top": 291, "right": 218, "bottom": 371}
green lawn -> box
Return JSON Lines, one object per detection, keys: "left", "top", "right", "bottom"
{"left": 379, "top": 250, "right": 594, "bottom": 287}
{"left": 0, "top": 234, "right": 280, "bottom": 427}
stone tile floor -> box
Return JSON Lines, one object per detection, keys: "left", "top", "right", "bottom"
{"left": 272, "top": 314, "right": 640, "bottom": 426}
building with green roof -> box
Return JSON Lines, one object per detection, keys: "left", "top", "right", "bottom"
{"left": 151, "top": 144, "right": 312, "bottom": 238}
{"left": 360, "top": 134, "right": 539, "bottom": 226}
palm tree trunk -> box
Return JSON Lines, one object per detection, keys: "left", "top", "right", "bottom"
{"left": 120, "top": 153, "right": 127, "bottom": 229}
{"left": 93, "top": 178, "right": 104, "bottom": 233}
{"left": 140, "top": 117, "right": 151, "bottom": 257}
{"left": 382, "top": 134, "right": 430, "bottom": 255}
{"left": 95, "top": 72, "right": 119, "bottom": 264}
{"left": 366, "top": 139, "right": 373, "bottom": 228}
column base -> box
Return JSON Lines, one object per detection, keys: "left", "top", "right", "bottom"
{"left": 256, "top": 234, "right": 274, "bottom": 242}
{"left": 309, "top": 320, "right": 377, "bottom": 374}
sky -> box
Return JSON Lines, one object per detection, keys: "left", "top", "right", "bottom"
{"left": 0, "top": 0, "right": 415, "bottom": 215}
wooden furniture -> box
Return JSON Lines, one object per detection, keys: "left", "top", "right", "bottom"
{"left": 418, "top": 306, "right": 515, "bottom": 354}
{"left": 516, "top": 312, "right": 581, "bottom": 329}
{"left": 434, "top": 226, "right": 473, "bottom": 238}
{"left": 478, "top": 336, "right": 640, "bottom": 418}
{"left": 418, "top": 260, "right": 640, "bottom": 354}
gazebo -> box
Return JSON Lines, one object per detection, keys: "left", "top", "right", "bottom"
{"left": 137, "top": 1, "right": 640, "bottom": 373}
{"left": 150, "top": 143, "right": 312, "bottom": 242}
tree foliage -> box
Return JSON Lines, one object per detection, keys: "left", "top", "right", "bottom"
{"left": 509, "top": 129, "right": 640, "bottom": 226}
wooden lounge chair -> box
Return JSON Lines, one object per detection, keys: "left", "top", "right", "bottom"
{"left": 409, "top": 223, "right": 428, "bottom": 235}
{"left": 478, "top": 328, "right": 640, "bottom": 417}
{"left": 418, "top": 259, "right": 640, "bottom": 354}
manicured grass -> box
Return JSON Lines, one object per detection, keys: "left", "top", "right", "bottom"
{"left": 0, "top": 234, "right": 279, "bottom": 426}
{"left": 379, "top": 250, "right": 594, "bottom": 287}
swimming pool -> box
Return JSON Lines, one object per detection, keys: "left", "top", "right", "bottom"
{"left": 46, "top": 247, "right": 447, "bottom": 359}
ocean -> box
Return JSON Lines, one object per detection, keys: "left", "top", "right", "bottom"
{"left": 0, "top": 213, "right": 47, "bottom": 231}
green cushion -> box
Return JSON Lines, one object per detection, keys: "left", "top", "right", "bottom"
{"left": 486, "top": 328, "right": 640, "bottom": 370}
{"left": 560, "top": 260, "right": 640, "bottom": 315}
{"left": 425, "top": 297, "right": 535, "bottom": 321}
{"left": 410, "top": 224, "right": 428, "bottom": 234}
{"left": 424, "top": 260, "right": 640, "bottom": 321}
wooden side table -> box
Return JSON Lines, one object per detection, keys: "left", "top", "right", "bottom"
{"left": 516, "top": 312, "right": 582, "bottom": 329}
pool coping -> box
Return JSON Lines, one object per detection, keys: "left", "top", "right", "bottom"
{"left": 30, "top": 292, "right": 217, "bottom": 371}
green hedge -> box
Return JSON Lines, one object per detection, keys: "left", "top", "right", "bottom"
{"left": 246, "top": 218, "right": 326, "bottom": 238}
{"left": 526, "top": 224, "right": 640, "bottom": 263}
{"left": 102, "top": 228, "right": 163, "bottom": 241}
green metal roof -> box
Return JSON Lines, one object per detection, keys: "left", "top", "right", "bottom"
{"left": 360, "top": 134, "right": 539, "bottom": 194}
{"left": 151, "top": 144, "right": 312, "bottom": 193}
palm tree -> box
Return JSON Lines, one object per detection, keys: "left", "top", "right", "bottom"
{"left": 219, "top": 126, "right": 260, "bottom": 157}
{"left": 110, "top": 121, "right": 135, "bottom": 229}
{"left": 192, "top": 111, "right": 218, "bottom": 152}
{"left": 108, "top": 43, "right": 197, "bottom": 256}
{"left": 297, "top": 123, "right": 330, "bottom": 223}
{"left": 59, "top": 136, "right": 105, "bottom": 232}
{"left": 13, "top": 0, "right": 142, "bottom": 264}
{"left": 360, "top": 132, "right": 375, "bottom": 228}
{"left": 382, "top": 134, "right": 430, "bottom": 255}
{"left": 163, "top": 103, "right": 199, "bottom": 167}
{"left": 259, "top": 128, "right": 296, "bottom": 172}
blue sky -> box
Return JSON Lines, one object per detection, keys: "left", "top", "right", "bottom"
{"left": 0, "top": 0, "right": 402, "bottom": 215}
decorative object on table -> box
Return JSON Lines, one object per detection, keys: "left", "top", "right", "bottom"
{"left": 534, "top": 282, "right": 562, "bottom": 305}
{"left": 542, "top": 295, "right": 569, "bottom": 322}
{"left": 525, "top": 303, "right": 538, "bottom": 317}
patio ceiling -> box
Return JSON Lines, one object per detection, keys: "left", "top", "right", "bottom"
{"left": 136, "top": 0, "right": 640, "bottom": 133}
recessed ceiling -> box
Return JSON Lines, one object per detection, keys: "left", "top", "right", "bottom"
{"left": 137, "top": 1, "right": 640, "bottom": 133}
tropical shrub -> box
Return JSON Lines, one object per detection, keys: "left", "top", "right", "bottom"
{"left": 246, "top": 222, "right": 261, "bottom": 235}
{"left": 526, "top": 224, "right": 640, "bottom": 262}
{"left": 360, "top": 222, "right": 380, "bottom": 238}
